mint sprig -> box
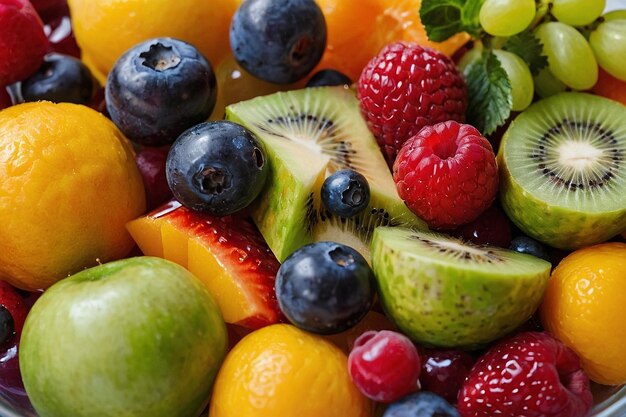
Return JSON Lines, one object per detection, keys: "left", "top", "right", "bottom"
{"left": 503, "top": 31, "right": 548, "bottom": 75}
{"left": 420, "top": 0, "right": 485, "bottom": 42}
{"left": 465, "top": 51, "right": 512, "bottom": 136}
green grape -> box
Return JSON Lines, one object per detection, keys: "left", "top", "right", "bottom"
{"left": 533, "top": 68, "right": 567, "bottom": 98}
{"left": 590, "top": 19, "right": 626, "bottom": 81}
{"left": 603, "top": 10, "right": 626, "bottom": 21}
{"left": 493, "top": 50, "right": 534, "bottom": 111}
{"left": 551, "top": 0, "right": 606, "bottom": 26}
{"left": 479, "top": 0, "right": 536, "bottom": 37}
{"left": 535, "top": 22, "right": 598, "bottom": 90}
{"left": 457, "top": 45, "right": 483, "bottom": 77}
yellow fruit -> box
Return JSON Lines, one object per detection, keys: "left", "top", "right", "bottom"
{"left": 540, "top": 242, "right": 626, "bottom": 385}
{"left": 209, "top": 324, "right": 371, "bottom": 417}
{"left": 0, "top": 102, "right": 146, "bottom": 290}
{"left": 67, "top": 0, "right": 241, "bottom": 81}
{"left": 315, "top": 0, "right": 470, "bottom": 81}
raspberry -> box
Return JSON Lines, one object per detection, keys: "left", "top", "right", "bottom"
{"left": 357, "top": 42, "right": 467, "bottom": 165}
{"left": 393, "top": 121, "right": 498, "bottom": 230}
{"left": 0, "top": 0, "right": 48, "bottom": 86}
{"left": 458, "top": 332, "right": 593, "bottom": 417}
{"left": 348, "top": 330, "right": 421, "bottom": 403}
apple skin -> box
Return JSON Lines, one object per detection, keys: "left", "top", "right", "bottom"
{"left": 20, "top": 256, "right": 228, "bottom": 417}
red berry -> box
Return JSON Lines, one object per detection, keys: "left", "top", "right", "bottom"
{"left": 393, "top": 121, "right": 498, "bottom": 230}
{"left": 135, "top": 146, "right": 173, "bottom": 211}
{"left": 451, "top": 205, "right": 512, "bottom": 247}
{"left": 348, "top": 330, "right": 421, "bottom": 403}
{"left": 458, "top": 332, "right": 593, "bottom": 417}
{"left": 357, "top": 42, "right": 467, "bottom": 166}
{"left": 0, "top": 0, "right": 49, "bottom": 86}
{"left": 0, "top": 281, "right": 28, "bottom": 336}
{"left": 45, "top": 15, "right": 80, "bottom": 58}
{"left": 30, "top": 0, "right": 66, "bottom": 23}
{"left": 420, "top": 348, "right": 475, "bottom": 405}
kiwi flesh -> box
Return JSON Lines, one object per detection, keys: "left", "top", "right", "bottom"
{"left": 225, "top": 87, "right": 426, "bottom": 262}
{"left": 371, "top": 227, "right": 551, "bottom": 349}
{"left": 499, "top": 92, "right": 626, "bottom": 249}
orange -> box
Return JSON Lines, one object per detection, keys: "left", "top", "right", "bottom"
{"left": 209, "top": 324, "right": 371, "bottom": 417}
{"left": 591, "top": 67, "right": 626, "bottom": 106}
{"left": 315, "top": 0, "right": 470, "bottom": 81}
{"left": 540, "top": 242, "right": 626, "bottom": 385}
{"left": 0, "top": 102, "right": 145, "bottom": 290}
{"left": 67, "top": 0, "right": 242, "bottom": 82}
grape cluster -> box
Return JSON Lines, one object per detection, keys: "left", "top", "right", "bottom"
{"left": 473, "top": 0, "right": 625, "bottom": 111}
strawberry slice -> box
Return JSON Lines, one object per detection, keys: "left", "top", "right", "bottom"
{"left": 127, "top": 201, "right": 284, "bottom": 329}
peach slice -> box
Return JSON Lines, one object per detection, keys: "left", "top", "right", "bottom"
{"left": 127, "top": 201, "right": 284, "bottom": 329}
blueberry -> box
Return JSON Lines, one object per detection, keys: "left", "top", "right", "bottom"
{"left": 0, "top": 305, "right": 14, "bottom": 346}
{"left": 509, "top": 236, "right": 551, "bottom": 262}
{"left": 321, "top": 170, "right": 370, "bottom": 218}
{"left": 20, "top": 53, "right": 96, "bottom": 104}
{"left": 166, "top": 121, "right": 268, "bottom": 216}
{"left": 306, "top": 69, "right": 352, "bottom": 87}
{"left": 106, "top": 37, "right": 217, "bottom": 146}
{"left": 230, "top": 0, "right": 326, "bottom": 84}
{"left": 275, "top": 242, "right": 375, "bottom": 334}
{"left": 383, "top": 392, "right": 460, "bottom": 417}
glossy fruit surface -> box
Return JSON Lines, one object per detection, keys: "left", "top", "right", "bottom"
{"left": 67, "top": 0, "right": 239, "bottom": 81}
{"left": 540, "top": 242, "right": 626, "bottom": 385}
{"left": 21, "top": 257, "right": 228, "bottom": 417}
{"left": 509, "top": 236, "right": 551, "bottom": 262}
{"left": 276, "top": 242, "right": 375, "bottom": 334}
{"left": 492, "top": 49, "right": 534, "bottom": 111}
{"left": 315, "top": 0, "right": 470, "bottom": 81}
{"left": 458, "top": 332, "right": 592, "bottom": 417}
{"left": 384, "top": 392, "right": 460, "bottom": 417}
{"left": 0, "top": 0, "right": 48, "bottom": 85}
{"left": 479, "top": 0, "right": 535, "bottom": 37}
{"left": 535, "top": 22, "right": 598, "bottom": 90}
{"left": 321, "top": 169, "right": 370, "bottom": 218}
{"left": 106, "top": 37, "right": 217, "bottom": 146}
{"left": 230, "top": 0, "right": 326, "bottom": 84}
{"left": 306, "top": 69, "right": 352, "bottom": 87}
{"left": 451, "top": 205, "right": 511, "bottom": 248}
{"left": 348, "top": 330, "right": 421, "bottom": 402}
{"left": 551, "top": 0, "right": 605, "bottom": 26}
{"left": 127, "top": 201, "right": 284, "bottom": 328}
{"left": 420, "top": 348, "right": 475, "bottom": 404}
{"left": 358, "top": 42, "right": 467, "bottom": 165}
{"left": 0, "top": 102, "right": 145, "bottom": 291}
{"left": 393, "top": 121, "right": 498, "bottom": 229}
{"left": 209, "top": 324, "right": 370, "bottom": 417}
{"left": 166, "top": 121, "right": 268, "bottom": 216}
{"left": 589, "top": 19, "right": 626, "bottom": 82}
{"left": 135, "top": 146, "right": 173, "bottom": 212}
{"left": 20, "top": 53, "right": 96, "bottom": 104}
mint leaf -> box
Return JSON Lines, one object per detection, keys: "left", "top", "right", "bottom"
{"left": 420, "top": 0, "right": 485, "bottom": 42}
{"left": 503, "top": 31, "right": 548, "bottom": 75}
{"left": 465, "top": 51, "right": 512, "bottom": 136}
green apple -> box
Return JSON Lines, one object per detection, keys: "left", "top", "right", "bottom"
{"left": 20, "top": 256, "right": 228, "bottom": 417}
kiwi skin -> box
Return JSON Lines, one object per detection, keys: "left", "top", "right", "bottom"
{"left": 371, "top": 227, "right": 551, "bottom": 349}
{"left": 498, "top": 93, "right": 626, "bottom": 250}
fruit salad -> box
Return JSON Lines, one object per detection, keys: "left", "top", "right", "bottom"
{"left": 0, "top": 0, "right": 625, "bottom": 416}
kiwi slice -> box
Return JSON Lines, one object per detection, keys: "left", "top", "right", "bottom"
{"left": 225, "top": 87, "right": 425, "bottom": 261}
{"left": 499, "top": 92, "right": 626, "bottom": 249}
{"left": 371, "top": 227, "right": 551, "bottom": 349}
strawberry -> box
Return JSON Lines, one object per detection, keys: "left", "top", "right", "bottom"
{"left": 393, "top": 120, "right": 498, "bottom": 230}
{"left": 458, "top": 332, "right": 593, "bottom": 417}
{"left": 0, "top": 0, "right": 48, "bottom": 86}
{"left": 357, "top": 41, "right": 467, "bottom": 166}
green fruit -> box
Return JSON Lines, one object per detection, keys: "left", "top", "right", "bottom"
{"left": 499, "top": 92, "right": 626, "bottom": 250}
{"left": 226, "top": 86, "right": 426, "bottom": 262}
{"left": 371, "top": 228, "right": 551, "bottom": 349}
{"left": 21, "top": 257, "right": 228, "bottom": 417}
